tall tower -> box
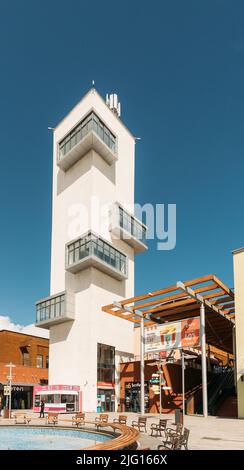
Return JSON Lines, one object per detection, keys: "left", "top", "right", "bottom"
{"left": 36, "top": 88, "right": 147, "bottom": 411}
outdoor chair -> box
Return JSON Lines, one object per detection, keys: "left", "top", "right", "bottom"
{"left": 162, "top": 422, "right": 183, "bottom": 448}
{"left": 179, "top": 427, "right": 190, "bottom": 450}
{"left": 45, "top": 412, "right": 58, "bottom": 425}
{"left": 113, "top": 415, "right": 127, "bottom": 425}
{"left": 158, "top": 434, "right": 182, "bottom": 451}
{"left": 95, "top": 413, "right": 109, "bottom": 429}
{"left": 150, "top": 419, "right": 168, "bottom": 437}
{"left": 165, "top": 422, "right": 183, "bottom": 440}
{"left": 72, "top": 412, "right": 85, "bottom": 427}
{"left": 132, "top": 416, "right": 147, "bottom": 433}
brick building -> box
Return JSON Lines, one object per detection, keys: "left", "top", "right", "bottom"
{"left": 0, "top": 330, "right": 49, "bottom": 409}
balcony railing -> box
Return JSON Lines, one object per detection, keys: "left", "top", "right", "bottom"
{"left": 110, "top": 204, "right": 147, "bottom": 253}
{"left": 66, "top": 231, "right": 127, "bottom": 280}
{"left": 36, "top": 292, "right": 75, "bottom": 329}
{"left": 57, "top": 112, "right": 117, "bottom": 170}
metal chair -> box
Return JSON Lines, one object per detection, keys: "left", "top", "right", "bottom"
{"left": 150, "top": 419, "right": 168, "bottom": 437}
{"left": 158, "top": 434, "right": 182, "bottom": 450}
{"left": 179, "top": 427, "right": 190, "bottom": 450}
{"left": 132, "top": 416, "right": 147, "bottom": 433}
{"left": 163, "top": 422, "right": 183, "bottom": 447}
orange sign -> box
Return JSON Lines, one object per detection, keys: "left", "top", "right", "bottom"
{"left": 181, "top": 318, "right": 200, "bottom": 348}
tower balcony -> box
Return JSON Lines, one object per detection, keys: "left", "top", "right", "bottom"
{"left": 65, "top": 231, "right": 128, "bottom": 281}
{"left": 35, "top": 292, "right": 75, "bottom": 329}
{"left": 57, "top": 111, "right": 117, "bottom": 171}
{"left": 110, "top": 203, "right": 148, "bottom": 253}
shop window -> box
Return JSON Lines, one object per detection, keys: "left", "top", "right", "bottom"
{"left": 22, "top": 351, "right": 30, "bottom": 367}
{"left": 97, "top": 343, "right": 115, "bottom": 383}
{"left": 36, "top": 355, "right": 43, "bottom": 368}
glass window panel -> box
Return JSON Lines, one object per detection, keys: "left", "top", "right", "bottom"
{"left": 36, "top": 355, "right": 43, "bottom": 368}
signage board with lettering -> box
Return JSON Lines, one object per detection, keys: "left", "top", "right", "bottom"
{"left": 4, "top": 386, "right": 10, "bottom": 396}
{"left": 145, "top": 317, "right": 200, "bottom": 353}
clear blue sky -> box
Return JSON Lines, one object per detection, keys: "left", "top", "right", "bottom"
{"left": 0, "top": 0, "right": 244, "bottom": 325}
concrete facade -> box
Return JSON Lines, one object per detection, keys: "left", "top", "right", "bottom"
{"left": 36, "top": 88, "right": 146, "bottom": 411}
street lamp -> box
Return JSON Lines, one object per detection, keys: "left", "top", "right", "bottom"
{"left": 5, "top": 362, "right": 16, "bottom": 418}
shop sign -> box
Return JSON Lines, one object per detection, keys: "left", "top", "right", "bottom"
{"left": 12, "top": 386, "right": 24, "bottom": 392}
{"left": 151, "top": 385, "right": 160, "bottom": 394}
{"left": 4, "top": 386, "right": 10, "bottom": 396}
{"left": 145, "top": 317, "right": 200, "bottom": 353}
{"left": 150, "top": 373, "right": 160, "bottom": 385}
{"left": 34, "top": 384, "right": 80, "bottom": 393}
{"left": 125, "top": 382, "right": 148, "bottom": 390}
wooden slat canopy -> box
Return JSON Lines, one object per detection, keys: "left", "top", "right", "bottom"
{"left": 102, "top": 274, "right": 235, "bottom": 353}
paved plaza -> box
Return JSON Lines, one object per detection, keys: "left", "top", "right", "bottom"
{"left": 1, "top": 411, "right": 244, "bottom": 450}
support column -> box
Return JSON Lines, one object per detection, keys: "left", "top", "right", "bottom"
{"left": 182, "top": 350, "right": 185, "bottom": 422}
{"left": 200, "top": 302, "right": 208, "bottom": 417}
{"left": 140, "top": 317, "right": 145, "bottom": 414}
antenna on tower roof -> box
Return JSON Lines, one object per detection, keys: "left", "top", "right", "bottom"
{"left": 106, "top": 92, "right": 121, "bottom": 117}
{"left": 92, "top": 80, "right": 95, "bottom": 87}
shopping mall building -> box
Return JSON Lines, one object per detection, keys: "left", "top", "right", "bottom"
{"left": 34, "top": 86, "right": 244, "bottom": 418}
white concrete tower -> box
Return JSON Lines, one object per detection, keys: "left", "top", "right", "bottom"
{"left": 36, "top": 88, "right": 147, "bottom": 412}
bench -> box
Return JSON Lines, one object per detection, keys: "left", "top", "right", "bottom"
{"left": 14, "top": 413, "right": 31, "bottom": 425}
{"left": 95, "top": 413, "right": 109, "bottom": 429}
{"left": 113, "top": 415, "right": 127, "bottom": 425}
{"left": 45, "top": 412, "right": 58, "bottom": 425}
{"left": 72, "top": 412, "right": 85, "bottom": 427}
{"left": 83, "top": 421, "right": 139, "bottom": 450}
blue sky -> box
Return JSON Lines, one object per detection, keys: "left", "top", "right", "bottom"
{"left": 0, "top": 0, "right": 244, "bottom": 325}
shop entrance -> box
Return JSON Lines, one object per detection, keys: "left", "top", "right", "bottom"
{"left": 12, "top": 386, "right": 32, "bottom": 409}
{"left": 0, "top": 386, "right": 33, "bottom": 410}
{"left": 124, "top": 382, "right": 149, "bottom": 413}
{"left": 97, "top": 389, "right": 115, "bottom": 412}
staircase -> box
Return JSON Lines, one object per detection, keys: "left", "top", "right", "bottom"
{"left": 208, "top": 371, "right": 234, "bottom": 416}
{"left": 186, "top": 370, "right": 237, "bottom": 417}
{"left": 194, "top": 371, "right": 235, "bottom": 416}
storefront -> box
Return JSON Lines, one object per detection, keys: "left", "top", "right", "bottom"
{"left": 97, "top": 387, "right": 115, "bottom": 412}
{"left": 97, "top": 343, "right": 115, "bottom": 412}
{"left": 124, "top": 382, "right": 149, "bottom": 413}
{"left": 0, "top": 384, "right": 33, "bottom": 410}
{"left": 33, "top": 385, "right": 81, "bottom": 413}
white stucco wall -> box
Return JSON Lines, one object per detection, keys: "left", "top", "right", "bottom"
{"left": 48, "top": 89, "right": 136, "bottom": 411}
